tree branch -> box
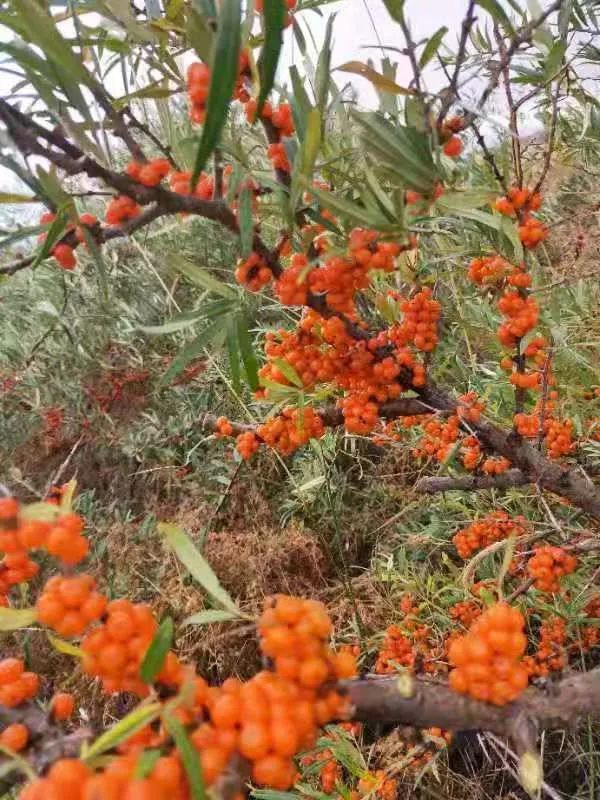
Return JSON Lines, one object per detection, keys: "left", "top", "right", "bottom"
{"left": 342, "top": 666, "right": 600, "bottom": 755}
{"left": 415, "top": 469, "right": 530, "bottom": 494}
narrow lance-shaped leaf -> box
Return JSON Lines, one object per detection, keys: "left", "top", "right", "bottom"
{"left": 257, "top": 0, "right": 286, "bottom": 116}
{"left": 315, "top": 14, "right": 334, "bottom": 114}
{"left": 159, "top": 316, "right": 228, "bottom": 386}
{"left": 83, "top": 704, "right": 162, "bottom": 760}
{"left": 336, "top": 61, "right": 415, "bottom": 95}
{"left": 418, "top": 26, "right": 448, "bottom": 68}
{"left": 140, "top": 617, "right": 174, "bottom": 684}
{"left": 158, "top": 522, "right": 243, "bottom": 614}
{"left": 0, "top": 607, "right": 37, "bottom": 632}
{"left": 236, "top": 311, "right": 260, "bottom": 391}
{"left": 164, "top": 714, "right": 206, "bottom": 800}
{"left": 190, "top": 0, "right": 242, "bottom": 187}
{"left": 226, "top": 318, "right": 242, "bottom": 393}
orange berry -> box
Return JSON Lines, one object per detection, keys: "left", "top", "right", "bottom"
{"left": 51, "top": 692, "right": 75, "bottom": 721}
{"left": 0, "top": 722, "right": 29, "bottom": 751}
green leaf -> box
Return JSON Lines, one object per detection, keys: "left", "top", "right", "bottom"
{"left": 476, "top": 0, "right": 515, "bottom": 35}
{"left": 0, "top": 607, "right": 37, "bottom": 632}
{"left": 159, "top": 318, "right": 228, "bottom": 385}
{"left": 419, "top": 26, "right": 448, "bottom": 68}
{"left": 163, "top": 714, "right": 206, "bottom": 800}
{"left": 183, "top": 609, "right": 242, "bottom": 626}
{"left": 47, "top": 633, "right": 84, "bottom": 658}
{"left": 315, "top": 14, "right": 334, "bottom": 114}
{"left": 140, "top": 308, "right": 209, "bottom": 335}
{"left": 238, "top": 185, "right": 254, "bottom": 257}
{"left": 140, "top": 617, "right": 174, "bottom": 684}
{"left": 186, "top": 7, "right": 214, "bottom": 61}
{"left": 271, "top": 357, "right": 303, "bottom": 387}
{"left": 226, "top": 319, "right": 242, "bottom": 392}
{"left": 31, "top": 209, "right": 68, "bottom": 270}
{"left": 257, "top": 0, "right": 286, "bottom": 117}
{"left": 114, "top": 84, "right": 176, "bottom": 109}
{"left": 0, "top": 192, "right": 37, "bottom": 204}
{"left": 381, "top": 0, "right": 405, "bottom": 22}
{"left": 353, "top": 112, "right": 436, "bottom": 193}
{"left": 80, "top": 227, "right": 109, "bottom": 306}
{"left": 544, "top": 41, "right": 566, "bottom": 80}
{"left": 170, "top": 254, "right": 236, "bottom": 298}
{"left": 336, "top": 61, "right": 415, "bottom": 95}
{"left": 190, "top": 0, "right": 242, "bottom": 187}
{"left": 158, "top": 523, "right": 242, "bottom": 614}
{"left": 299, "top": 179, "right": 385, "bottom": 228}
{"left": 237, "top": 312, "right": 260, "bottom": 391}
{"left": 289, "top": 65, "right": 312, "bottom": 142}
{"left": 83, "top": 704, "right": 162, "bottom": 760}
{"left": 134, "top": 750, "right": 163, "bottom": 779}
{"left": 291, "top": 108, "right": 321, "bottom": 207}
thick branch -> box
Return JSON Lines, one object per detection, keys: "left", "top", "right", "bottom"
{"left": 341, "top": 666, "right": 600, "bottom": 753}
{"left": 415, "top": 469, "right": 529, "bottom": 494}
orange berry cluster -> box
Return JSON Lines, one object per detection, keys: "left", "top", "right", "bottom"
{"left": 39, "top": 212, "right": 99, "bottom": 271}
{"left": 126, "top": 158, "right": 170, "bottom": 187}
{"left": 215, "top": 416, "right": 234, "bottom": 437}
{"left": 448, "top": 603, "right": 529, "bottom": 705}
{"left": 169, "top": 169, "right": 214, "bottom": 200}
{"left": 527, "top": 545, "right": 577, "bottom": 592}
{"left": 358, "top": 771, "right": 398, "bottom": 800}
{"left": 452, "top": 511, "right": 527, "bottom": 559}
{"left": 36, "top": 573, "right": 107, "bottom": 638}
{"left": 257, "top": 407, "right": 325, "bottom": 455}
{"left": 523, "top": 616, "right": 567, "bottom": 677}
{"left": 81, "top": 598, "right": 159, "bottom": 695}
{"left": 494, "top": 187, "right": 542, "bottom": 217}
{"left": 236, "top": 430, "right": 261, "bottom": 460}
{"left": 468, "top": 254, "right": 511, "bottom": 285}
{"left": 0, "top": 658, "right": 39, "bottom": 708}
{"left": 461, "top": 434, "right": 482, "bottom": 469}
{"left": 544, "top": 418, "right": 574, "bottom": 458}
{"left": 235, "top": 251, "right": 273, "bottom": 291}
{"left": 245, "top": 99, "right": 295, "bottom": 137}
{"left": 412, "top": 414, "right": 459, "bottom": 462}
{"left": 457, "top": 391, "right": 484, "bottom": 423}
{"left": 449, "top": 601, "right": 481, "bottom": 628}
{"left": 481, "top": 456, "right": 511, "bottom": 475}
{"left": 394, "top": 286, "right": 441, "bottom": 352}
{"left": 0, "top": 498, "right": 88, "bottom": 605}
{"left": 301, "top": 748, "right": 342, "bottom": 794}
{"left": 375, "top": 625, "right": 415, "bottom": 673}
{"left": 267, "top": 142, "right": 292, "bottom": 173}
{"left": 439, "top": 115, "right": 464, "bottom": 158}
{"left": 518, "top": 216, "right": 548, "bottom": 249}
{"left": 105, "top": 195, "right": 141, "bottom": 226}
{"left": 497, "top": 290, "right": 540, "bottom": 348}
{"left": 187, "top": 61, "right": 210, "bottom": 124}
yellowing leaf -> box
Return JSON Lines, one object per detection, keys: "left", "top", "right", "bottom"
{"left": 0, "top": 607, "right": 37, "bottom": 632}
{"left": 336, "top": 61, "right": 416, "bottom": 95}
{"left": 47, "top": 633, "right": 84, "bottom": 658}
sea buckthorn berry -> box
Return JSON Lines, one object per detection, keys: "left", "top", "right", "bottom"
{"left": 443, "top": 135, "right": 463, "bottom": 157}
{"left": 0, "top": 722, "right": 29, "bottom": 751}
{"left": 82, "top": 600, "right": 157, "bottom": 695}
{"left": 481, "top": 456, "right": 511, "bottom": 475}
{"left": 52, "top": 243, "right": 77, "bottom": 271}
{"left": 235, "top": 252, "right": 272, "bottom": 292}
{"left": 523, "top": 616, "right": 568, "bottom": 677}
{"left": 274, "top": 254, "right": 309, "bottom": 306}
{"left": 267, "top": 142, "right": 291, "bottom": 173}
{"left": 494, "top": 187, "right": 542, "bottom": 217}
{"left": 257, "top": 407, "right": 324, "bottom": 455}
{"left": 236, "top": 431, "right": 260, "bottom": 460}
{"left": 527, "top": 545, "right": 577, "bottom": 592}
{"left": 467, "top": 254, "right": 511, "bottom": 285}
{"left": 130, "top": 158, "right": 171, "bottom": 187}
{"left": 544, "top": 419, "right": 574, "bottom": 458}
{"left": 518, "top": 216, "right": 548, "bottom": 249}
{"left": 452, "top": 511, "right": 527, "bottom": 559}
{"left": 105, "top": 195, "right": 141, "bottom": 226}
{"left": 51, "top": 692, "right": 75, "bottom": 720}
{"left": 215, "top": 417, "right": 234, "bottom": 438}
{"left": 449, "top": 603, "right": 528, "bottom": 705}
